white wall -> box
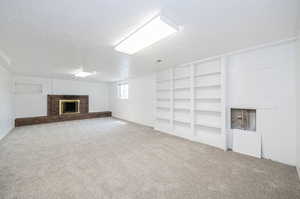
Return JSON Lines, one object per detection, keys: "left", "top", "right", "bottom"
{"left": 110, "top": 74, "right": 155, "bottom": 127}
{"left": 14, "top": 76, "right": 109, "bottom": 118}
{"left": 227, "top": 41, "right": 297, "bottom": 165}
{"left": 0, "top": 65, "right": 14, "bottom": 139}
{"left": 52, "top": 79, "right": 109, "bottom": 113}
{"left": 109, "top": 40, "right": 297, "bottom": 166}
{"left": 151, "top": 39, "right": 297, "bottom": 166}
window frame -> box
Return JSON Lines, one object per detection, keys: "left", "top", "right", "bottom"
{"left": 117, "top": 82, "right": 128, "bottom": 99}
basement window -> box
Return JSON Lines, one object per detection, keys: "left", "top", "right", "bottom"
{"left": 117, "top": 83, "right": 128, "bottom": 99}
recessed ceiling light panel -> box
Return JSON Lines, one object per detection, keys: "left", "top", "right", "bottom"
{"left": 74, "top": 71, "right": 96, "bottom": 78}
{"left": 115, "top": 16, "right": 179, "bottom": 55}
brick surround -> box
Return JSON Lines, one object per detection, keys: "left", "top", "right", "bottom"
{"left": 47, "top": 95, "right": 88, "bottom": 116}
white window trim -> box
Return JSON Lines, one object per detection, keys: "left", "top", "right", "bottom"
{"left": 117, "top": 82, "right": 128, "bottom": 99}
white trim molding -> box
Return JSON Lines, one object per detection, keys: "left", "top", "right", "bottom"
{"left": 297, "top": 167, "right": 300, "bottom": 180}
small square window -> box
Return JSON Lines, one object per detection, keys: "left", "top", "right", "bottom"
{"left": 117, "top": 83, "right": 128, "bottom": 99}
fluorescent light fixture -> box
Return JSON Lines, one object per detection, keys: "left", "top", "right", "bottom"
{"left": 74, "top": 71, "right": 96, "bottom": 78}
{"left": 115, "top": 16, "right": 178, "bottom": 54}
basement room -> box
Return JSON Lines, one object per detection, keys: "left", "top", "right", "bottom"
{"left": 0, "top": 0, "right": 299, "bottom": 198}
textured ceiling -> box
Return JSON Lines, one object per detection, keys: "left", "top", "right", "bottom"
{"left": 0, "top": 0, "right": 299, "bottom": 82}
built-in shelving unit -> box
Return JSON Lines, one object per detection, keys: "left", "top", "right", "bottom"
{"left": 155, "top": 57, "right": 226, "bottom": 150}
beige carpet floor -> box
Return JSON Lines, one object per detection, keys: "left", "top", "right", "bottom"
{"left": 0, "top": 118, "right": 299, "bottom": 199}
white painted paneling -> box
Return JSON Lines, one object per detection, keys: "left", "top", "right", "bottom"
{"left": 14, "top": 76, "right": 51, "bottom": 117}
{"left": 232, "top": 129, "right": 261, "bottom": 158}
{"left": 0, "top": 65, "right": 13, "bottom": 139}
{"left": 227, "top": 41, "right": 297, "bottom": 165}
{"left": 52, "top": 79, "right": 109, "bottom": 112}
{"left": 110, "top": 74, "right": 155, "bottom": 127}
{"left": 14, "top": 76, "right": 110, "bottom": 118}
{"left": 194, "top": 60, "right": 220, "bottom": 76}
{"left": 155, "top": 39, "right": 297, "bottom": 165}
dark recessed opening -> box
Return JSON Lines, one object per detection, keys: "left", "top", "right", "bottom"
{"left": 64, "top": 102, "right": 77, "bottom": 113}
{"left": 60, "top": 100, "right": 80, "bottom": 114}
{"left": 231, "top": 108, "right": 256, "bottom": 131}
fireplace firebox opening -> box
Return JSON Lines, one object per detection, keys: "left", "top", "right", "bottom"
{"left": 59, "top": 100, "right": 80, "bottom": 115}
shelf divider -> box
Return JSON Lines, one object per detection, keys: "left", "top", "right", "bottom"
{"left": 191, "top": 64, "right": 195, "bottom": 136}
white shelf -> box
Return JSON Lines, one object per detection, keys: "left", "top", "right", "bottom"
{"left": 194, "top": 71, "right": 220, "bottom": 78}
{"left": 194, "top": 109, "right": 221, "bottom": 113}
{"left": 157, "top": 88, "right": 171, "bottom": 92}
{"left": 156, "top": 106, "right": 170, "bottom": 110}
{"left": 174, "top": 87, "right": 190, "bottom": 90}
{"left": 157, "top": 79, "right": 171, "bottom": 83}
{"left": 173, "top": 76, "right": 190, "bottom": 81}
{"left": 194, "top": 84, "right": 221, "bottom": 88}
{"left": 195, "top": 122, "right": 221, "bottom": 129}
{"left": 195, "top": 97, "right": 221, "bottom": 100}
{"left": 157, "top": 117, "right": 170, "bottom": 121}
{"left": 174, "top": 98, "right": 191, "bottom": 101}
{"left": 173, "top": 119, "right": 191, "bottom": 125}
{"left": 157, "top": 98, "right": 171, "bottom": 101}
{"left": 174, "top": 107, "right": 190, "bottom": 111}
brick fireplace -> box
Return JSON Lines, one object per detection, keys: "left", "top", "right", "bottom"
{"left": 47, "top": 95, "right": 89, "bottom": 116}
{"left": 15, "top": 95, "right": 111, "bottom": 127}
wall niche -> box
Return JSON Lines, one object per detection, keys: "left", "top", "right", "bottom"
{"left": 231, "top": 108, "right": 256, "bottom": 131}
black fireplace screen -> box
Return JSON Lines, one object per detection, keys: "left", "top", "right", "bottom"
{"left": 59, "top": 100, "right": 80, "bottom": 115}
{"left": 63, "top": 102, "right": 78, "bottom": 113}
